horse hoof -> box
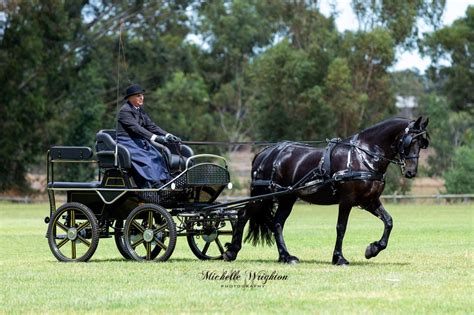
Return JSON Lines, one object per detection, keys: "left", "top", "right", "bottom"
{"left": 365, "top": 243, "right": 379, "bottom": 259}
{"left": 279, "top": 255, "right": 300, "bottom": 264}
{"left": 332, "top": 256, "right": 349, "bottom": 266}
{"left": 223, "top": 251, "right": 237, "bottom": 262}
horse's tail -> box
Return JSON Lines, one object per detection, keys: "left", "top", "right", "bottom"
{"left": 244, "top": 185, "right": 275, "bottom": 246}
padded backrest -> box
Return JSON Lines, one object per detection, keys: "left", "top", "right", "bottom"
{"left": 95, "top": 130, "right": 131, "bottom": 169}
{"left": 168, "top": 144, "right": 194, "bottom": 158}
{"left": 166, "top": 144, "right": 194, "bottom": 172}
{"left": 50, "top": 146, "right": 93, "bottom": 160}
{"left": 150, "top": 141, "right": 194, "bottom": 173}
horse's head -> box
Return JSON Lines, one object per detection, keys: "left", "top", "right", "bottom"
{"left": 396, "top": 116, "right": 430, "bottom": 178}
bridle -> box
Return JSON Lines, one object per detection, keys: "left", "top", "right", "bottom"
{"left": 397, "top": 127, "right": 429, "bottom": 159}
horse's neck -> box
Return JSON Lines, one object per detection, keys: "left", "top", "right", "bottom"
{"left": 356, "top": 120, "right": 408, "bottom": 173}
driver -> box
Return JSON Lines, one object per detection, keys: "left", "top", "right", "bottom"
{"left": 117, "top": 84, "right": 181, "bottom": 188}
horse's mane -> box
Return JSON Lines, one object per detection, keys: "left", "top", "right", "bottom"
{"left": 358, "top": 117, "right": 411, "bottom": 137}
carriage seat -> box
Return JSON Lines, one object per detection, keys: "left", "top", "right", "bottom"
{"left": 95, "top": 130, "right": 194, "bottom": 174}
{"left": 162, "top": 141, "right": 194, "bottom": 174}
{"left": 95, "top": 130, "right": 132, "bottom": 169}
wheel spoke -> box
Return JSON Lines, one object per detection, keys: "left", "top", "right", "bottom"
{"left": 56, "top": 221, "right": 68, "bottom": 232}
{"left": 146, "top": 242, "right": 151, "bottom": 260}
{"left": 131, "top": 220, "right": 145, "bottom": 234}
{"left": 76, "top": 221, "right": 91, "bottom": 233}
{"left": 154, "top": 224, "right": 168, "bottom": 234}
{"left": 148, "top": 211, "right": 154, "bottom": 229}
{"left": 202, "top": 242, "right": 210, "bottom": 255}
{"left": 154, "top": 237, "right": 168, "bottom": 251}
{"left": 56, "top": 237, "right": 70, "bottom": 249}
{"left": 71, "top": 240, "right": 76, "bottom": 259}
{"left": 77, "top": 235, "right": 91, "bottom": 247}
{"left": 70, "top": 210, "right": 76, "bottom": 227}
{"left": 215, "top": 238, "right": 225, "bottom": 254}
{"left": 132, "top": 236, "right": 145, "bottom": 249}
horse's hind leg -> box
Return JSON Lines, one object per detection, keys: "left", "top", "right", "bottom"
{"left": 332, "top": 202, "right": 352, "bottom": 265}
{"left": 274, "top": 196, "right": 299, "bottom": 264}
{"left": 363, "top": 200, "right": 393, "bottom": 259}
{"left": 223, "top": 208, "right": 250, "bottom": 261}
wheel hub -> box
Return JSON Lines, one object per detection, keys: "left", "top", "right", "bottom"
{"left": 67, "top": 227, "right": 78, "bottom": 240}
{"left": 202, "top": 229, "right": 218, "bottom": 242}
{"left": 143, "top": 229, "right": 154, "bottom": 242}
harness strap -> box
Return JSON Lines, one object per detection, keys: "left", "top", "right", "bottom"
{"left": 316, "top": 138, "right": 341, "bottom": 178}
{"left": 298, "top": 170, "right": 384, "bottom": 196}
{"left": 332, "top": 170, "right": 385, "bottom": 182}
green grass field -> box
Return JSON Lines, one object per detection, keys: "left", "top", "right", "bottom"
{"left": 0, "top": 202, "right": 472, "bottom": 314}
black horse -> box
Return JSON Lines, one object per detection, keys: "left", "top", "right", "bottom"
{"left": 223, "top": 117, "right": 429, "bottom": 265}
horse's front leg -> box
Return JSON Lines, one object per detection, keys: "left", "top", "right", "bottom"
{"left": 364, "top": 200, "right": 393, "bottom": 259}
{"left": 332, "top": 202, "right": 352, "bottom": 265}
{"left": 274, "top": 196, "right": 299, "bottom": 264}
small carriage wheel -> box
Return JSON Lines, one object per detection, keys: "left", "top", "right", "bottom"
{"left": 186, "top": 220, "right": 235, "bottom": 260}
{"left": 47, "top": 202, "right": 99, "bottom": 262}
{"left": 123, "top": 204, "right": 177, "bottom": 262}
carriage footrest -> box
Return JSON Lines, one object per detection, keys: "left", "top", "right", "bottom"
{"left": 48, "top": 181, "right": 101, "bottom": 189}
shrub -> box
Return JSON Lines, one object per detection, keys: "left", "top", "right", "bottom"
{"left": 444, "top": 146, "right": 474, "bottom": 194}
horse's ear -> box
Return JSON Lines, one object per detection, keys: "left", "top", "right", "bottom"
{"left": 421, "top": 117, "right": 429, "bottom": 129}
{"left": 414, "top": 116, "right": 423, "bottom": 129}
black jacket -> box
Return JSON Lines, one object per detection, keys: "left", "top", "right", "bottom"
{"left": 117, "top": 102, "right": 168, "bottom": 139}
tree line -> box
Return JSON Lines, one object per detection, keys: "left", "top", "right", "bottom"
{"left": 0, "top": 1, "right": 472, "bottom": 193}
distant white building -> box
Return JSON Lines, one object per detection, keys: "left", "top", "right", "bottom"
{"left": 396, "top": 95, "right": 418, "bottom": 118}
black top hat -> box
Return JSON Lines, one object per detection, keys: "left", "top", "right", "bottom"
{"left": 123, "top": 84, "right": 145, "bottom": 99}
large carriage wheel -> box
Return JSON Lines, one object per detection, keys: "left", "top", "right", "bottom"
{"left": 186, "top": 219, "right": 235, "bottom": 260}
{"left": 123, "top": 204, "right": 177, "bottom": 262}
{"left": 47, "top": 202, "right": 99, "bottom": 262}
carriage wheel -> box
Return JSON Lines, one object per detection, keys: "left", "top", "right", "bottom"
{"left": 123, "top": 204, "right": 176, "bottom": 262}
{"left": 186, "top": 220, "right": 235, "bottom": 260}
{"left": 114, "top": 220, "right": 132, "bottom": 260}
{"left": 47, "top": 202, "right": 99, "bottom": 262}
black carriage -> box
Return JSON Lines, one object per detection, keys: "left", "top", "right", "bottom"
{"left": 45, "top": 130, "right": 236, "bottom": 262}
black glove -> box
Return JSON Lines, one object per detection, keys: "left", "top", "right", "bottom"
{"left": 165, "top": 133, "right": 181, "bottom": 143}
{"left": 151, "top": 135, "right": 167, "bottom": 145}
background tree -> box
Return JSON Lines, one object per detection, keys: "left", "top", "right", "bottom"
{"left": 195, "top": 0, "right": 279, "bottom": 146}
{"left": 424, "top": 6, "right": 473, "bottom": 113}
{"left": 249, "top": 40, "right": 334, "bottom": 141}
{"left": 0, "top": 1, "right": 84, "bottom": 190}
{"left": 421, "top": 6, "right": 473, "bottom": 180}
{"left": 150, "top": 71, "right": 216, "bottom": 144}
{"left": 3, "top": 0, "right": 469, "bottom": 194}
{"left": 444, "top": 147, "right": 474, "bottom": 194}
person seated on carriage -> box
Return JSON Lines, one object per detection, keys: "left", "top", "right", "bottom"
{"left": 117, "top": 84, "right": 182, "bottom": 188}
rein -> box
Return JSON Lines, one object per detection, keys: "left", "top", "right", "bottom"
{"left": 182, "top": 136, "right": 414, "bottom": 168}
{"left": 181, "top": 123, "right": 428, "bottom": 177}
{"left": 182, "top": 140, "right": 327, "bottom": 146}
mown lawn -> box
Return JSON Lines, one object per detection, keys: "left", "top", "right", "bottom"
{"left": 0, "top": 202, "right": 472, "bottom": 314}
